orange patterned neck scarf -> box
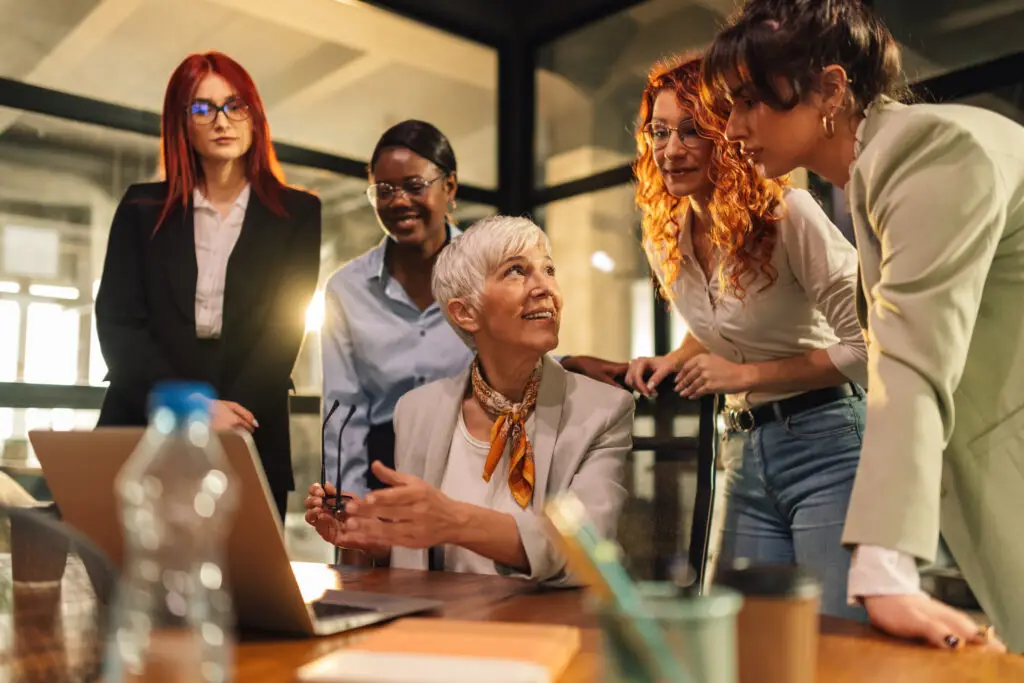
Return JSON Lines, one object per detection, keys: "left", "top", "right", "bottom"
{"left": 470, "top": 358, "right": 542, "bottom": 509}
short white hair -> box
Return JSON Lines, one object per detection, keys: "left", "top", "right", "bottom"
{"left": 432, "top": 215, "right": 552, "bottom": 347}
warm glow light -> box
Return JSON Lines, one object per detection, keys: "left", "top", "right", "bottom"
{"left": 305, "top": 290, "right": 326, "bottom": 333}
{"left": 290, "top": 561, "right": 342, "bottom": 603}
{"left": 590, "top": 251, "right": 616, "bottom": 273}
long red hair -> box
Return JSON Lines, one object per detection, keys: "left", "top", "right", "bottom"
{"left": 154, "top": 51, "right": 287, "bottom": 232}
{"left": 635, "top": 53, "right": 786, "bottom": 300}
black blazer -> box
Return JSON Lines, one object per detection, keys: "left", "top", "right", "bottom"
{"left": 94, "top": 181, "right": 322, "bottom": 491}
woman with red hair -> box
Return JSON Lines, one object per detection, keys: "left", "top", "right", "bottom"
{"left": 623, "top": 54, "right": 866, "bottom": 618}
{"left": 95, "top": 52, "right": 321, "bottom": 522}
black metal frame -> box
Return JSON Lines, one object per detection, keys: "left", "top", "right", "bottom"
{"left": 0, "top": 76, "right": 498, "bottom": 207}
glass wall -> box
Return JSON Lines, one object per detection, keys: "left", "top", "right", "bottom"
{"left": 534, "top": 0, "right": 728, "bottom": 188}
{"left": 874, "top": 0, "right": 1024, "bottom": 82}
{"left": 0, "top": 0, "right": 498, "bottom": 188}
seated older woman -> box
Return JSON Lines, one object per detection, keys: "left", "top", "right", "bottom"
{"left": 304, "top": 215, "right": 634, "bottom": 582}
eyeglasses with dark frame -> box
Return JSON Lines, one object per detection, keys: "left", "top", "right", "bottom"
{"left": 643, "top": 121, "right": 707, "bottom": 150}
{"left": 366, "top": 174, "right": 445, "bottom": 208}
{"left": 188, "top": 99, "right": 251, "bottom": 125}
{"left": 321, "top": 400, "right": 357, "bottom": 513}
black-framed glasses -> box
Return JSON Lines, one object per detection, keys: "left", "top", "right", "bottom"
{"left": 643, "top": 121, "right": 707, "bottom": 150}
{"left": 188, "top": 99, "right": 251, "bottom": 125}
{"left": 366, "top": 174, "right": 444, "bottom": 207}
{"left": 321, "top": 400, "right": 357, "bottom": 513}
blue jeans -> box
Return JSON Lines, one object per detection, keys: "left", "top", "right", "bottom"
{"left": 719, "top": 390, "right": 867, "bottom": 621}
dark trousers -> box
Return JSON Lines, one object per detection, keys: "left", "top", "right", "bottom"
{"left": 272, "top": 487, "right": 288, "bottom": 523}
{"left": 366, "top": 421, "right": 396, "bottom": 491}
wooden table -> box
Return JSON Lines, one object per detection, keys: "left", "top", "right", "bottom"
{"left": 237, "top": 566, "right": 1024, "bottom": 682}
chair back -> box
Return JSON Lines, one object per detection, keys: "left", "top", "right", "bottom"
{"left": 0, "top": 504, "right": 118, "bottom": 683}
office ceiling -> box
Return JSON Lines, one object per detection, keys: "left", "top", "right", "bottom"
{"left": 0, "top": 0, "right": 1021, "bottom": 196}
{"left": 368, "top": 0, "right": 649, "bottom": 45}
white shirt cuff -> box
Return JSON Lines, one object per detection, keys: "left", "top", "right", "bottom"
{"left": 847, "top": 544, "right": 923, "bottom": 605}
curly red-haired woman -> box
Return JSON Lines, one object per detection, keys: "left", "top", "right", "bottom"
{"left": 624, "top": 54, "right": 866, "bottom": 619}
{"left": 95, "top": 52, "right": 321, "bottom": 522}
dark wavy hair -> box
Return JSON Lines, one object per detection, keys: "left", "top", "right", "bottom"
{"left": 635, "top": 54, "right": 786, "bottom": 301}
{"left": 702, "top": 0, "right": 908, "bottom": 115}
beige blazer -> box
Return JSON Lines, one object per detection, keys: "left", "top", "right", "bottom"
{"left": 388, "top": 355, "right": 633, "bottom": 584}
{"left": 843, "top": 97, "right": 1024, "bottom": 649}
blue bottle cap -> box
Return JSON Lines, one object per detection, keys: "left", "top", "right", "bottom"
{"left": 148, "top": 381, "right": 217, "bottom": 421}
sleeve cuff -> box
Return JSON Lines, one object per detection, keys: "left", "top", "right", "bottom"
{"left": 847, "top": 544, "right": 923, "bottom": 606}
{"left": 496, "top": 509, "right": 572, "bottom": 585}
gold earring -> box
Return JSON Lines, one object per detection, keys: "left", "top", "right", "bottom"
{"left": 448, "top": 199, "right": 457, "bottom": 213}
{"left": 822, "top": 111, "right": 836, "bottom": 139}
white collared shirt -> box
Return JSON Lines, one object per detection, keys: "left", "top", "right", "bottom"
{"left": 646, "top": 188, "right": 867, "bottom": 409}
{"left": 193, "top": 184, "right": 250, "bottom": 339}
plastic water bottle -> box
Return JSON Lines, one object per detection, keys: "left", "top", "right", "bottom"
{"left": 106, "top": 382, "right": 239, "bottom": 683}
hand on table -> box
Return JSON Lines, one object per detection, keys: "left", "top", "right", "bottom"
{"left": 343, "top": 461, "right": 463, "bottom": 550}
{"left": 864, "top": 593, "right": 1006, "bottom": 652}
{"left": 211, "top": 400, "right": 258, "bottom": 432}
{"left": 561, "top": 355, "right": 629, "bottom": 388}
{"left": 303, "top": 482, "right": 390, "bottom": 559}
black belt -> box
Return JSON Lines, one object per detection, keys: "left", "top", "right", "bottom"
{"left": 725, "top": 383, "right": 858, "bottom": 432}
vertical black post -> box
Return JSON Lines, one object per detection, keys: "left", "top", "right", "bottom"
{"left": 652, "top": 291, "right": 671, "bottom": 356}
{"left": 651, "top": 289, "right": 679, "bottom": 581}
{"left": 497, "top": 39, "right": 536, "bottom": 217}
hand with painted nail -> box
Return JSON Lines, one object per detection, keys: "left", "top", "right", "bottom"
{"left": 863, "top": 593, "right": 1006, "bottom": 652}
{"left": 211, "top": 399, "right": 258, "bottom": 432}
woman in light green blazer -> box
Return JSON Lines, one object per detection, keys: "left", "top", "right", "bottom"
{"left": 702, "top": 0, "right": 1024, "bottom": 653}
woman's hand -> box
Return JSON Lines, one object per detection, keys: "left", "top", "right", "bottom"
{"left": 211, "top": 400, "right": 258, "bottom": 432}
{"left": 303, "top": 482, "right": 390, "bottom": 559}
{"left": 625, "top": 354, "right": 683, "bottom": 397}
{"left": 864, "top": 594, "right": 1006, "bottom": 652}
{"left": 675, "top": 354, "right": 755, "bottom": 398}
{"left": 344, "top": 462, "right": 464, "bottom": 550}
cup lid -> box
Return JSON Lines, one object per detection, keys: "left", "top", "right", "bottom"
{"left": 715, "top": 562, "right": 821, "bottom": 599}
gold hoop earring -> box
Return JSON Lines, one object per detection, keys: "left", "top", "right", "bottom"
{"left": 822, "top": 112, "right": 836, "bottom": 139}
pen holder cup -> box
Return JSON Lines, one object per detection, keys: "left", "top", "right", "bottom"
{"left": 594, "top": 582, "right": 743, "bottom": 683}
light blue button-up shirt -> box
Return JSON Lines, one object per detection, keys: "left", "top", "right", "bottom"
{"left": 321, "top": 227, "right": 473, "bottom": 496}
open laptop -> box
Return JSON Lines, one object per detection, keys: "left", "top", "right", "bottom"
{"left": 29, "top": 427, "right": 441, "bottom": 636}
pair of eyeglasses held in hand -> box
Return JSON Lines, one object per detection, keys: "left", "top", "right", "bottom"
{"left": 321, "top": 400, "right": 357, "bottom": 513}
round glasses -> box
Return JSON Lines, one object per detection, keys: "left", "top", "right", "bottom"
{"left": 643, "top": 122, "right": 706, "bottom": 150}
{"left": 366, "top": 174, "right": 444, "bottom": 207}
{"left": 188, "top": 99, "right": 251, "bottom": 125}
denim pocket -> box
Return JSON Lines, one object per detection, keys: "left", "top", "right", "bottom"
{"left": 782, "top": 397, "right": 862, "bottom": 440}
